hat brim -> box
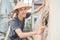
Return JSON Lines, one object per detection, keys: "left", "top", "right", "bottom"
{"left": 10, "top": 6, "right": 32, "bottom": 13}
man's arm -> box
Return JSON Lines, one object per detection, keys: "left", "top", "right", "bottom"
{"left": 31, "top": 1, "right": 45, "bottom": 15}
{"left": 15, "top": 28, "right": 44, "bottom": 38}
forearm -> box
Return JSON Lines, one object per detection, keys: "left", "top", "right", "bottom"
{"left": 15, "top": 28, "right": 44, "bottom": 39}
{"left": 18, "top": 31, "right": 37, "bottom": 38}
{"left": 32, "top": 1, "right": 45, "bottom": 15}
{"left": 32, "top": 5, "right": 44, "bottom": 14}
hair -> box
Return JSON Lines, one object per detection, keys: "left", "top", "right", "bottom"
{"left": 9, "top": 9, "right": 19, "bottom": 18}
{"left": 16, "top": 9, "right": 19, "bottom": 15}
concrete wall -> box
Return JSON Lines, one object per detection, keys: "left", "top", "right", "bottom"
{"left": 47, "top": 0, "right": 60, "bottom": 40}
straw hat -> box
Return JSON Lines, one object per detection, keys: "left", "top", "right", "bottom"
{"left": 10, "top": 2, "right": 32, "bottom": 13}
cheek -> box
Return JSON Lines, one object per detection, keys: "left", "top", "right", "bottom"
{"left": 20, "top": 11, "right": 23, "bottom": 13}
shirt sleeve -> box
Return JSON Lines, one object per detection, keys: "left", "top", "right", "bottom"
{"left": 10, "top": 20, "right": 22, "bottom": 31}
{"left": 26, "top": 12, "right": 31, "bottom": 18}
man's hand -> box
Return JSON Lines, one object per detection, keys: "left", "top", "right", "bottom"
{"left": 41, "top": 0, "right": 46, "bottom": 7}
{"left": 36, "top": 27, "right": 45, "bottom": 35}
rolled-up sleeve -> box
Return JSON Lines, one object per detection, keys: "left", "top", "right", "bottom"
{"left": 26, "top": 12, "right": 31, "bottom": 18}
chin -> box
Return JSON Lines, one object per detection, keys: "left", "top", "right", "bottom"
{"left": 23, "top": 15, "right": 26, "bottom": 17}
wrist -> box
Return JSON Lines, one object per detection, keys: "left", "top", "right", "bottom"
{"left": 34, "top": 31, "right": 38, "bottom": 35}
{"left": 41, "top": 5, "right": 44, "bottom": 8}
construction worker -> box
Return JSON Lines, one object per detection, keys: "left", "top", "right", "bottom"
{"left": 7, "top": 1, "right": 45, "bottom": 40}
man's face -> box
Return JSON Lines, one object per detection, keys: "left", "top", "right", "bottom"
{"left": 18, "top": 7, "right": 27, "bottom": 17}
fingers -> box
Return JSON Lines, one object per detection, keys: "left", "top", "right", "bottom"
{"left": 40, "top": 27, "right": 44, "bottom": 34}
{"left": 36, "top": 27, "right": 45, "bottom": 35}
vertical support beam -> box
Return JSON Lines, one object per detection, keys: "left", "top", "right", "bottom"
{"left": 31, "top": 0, "right": 34, "bottom": 30}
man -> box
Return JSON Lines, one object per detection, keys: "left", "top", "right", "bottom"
{"left": 8, "top": 1, "right": 45, "bottom": 40}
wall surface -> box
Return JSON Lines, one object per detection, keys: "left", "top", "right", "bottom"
{"left": 48, "top": 0, "right": 60, "bottom": 40}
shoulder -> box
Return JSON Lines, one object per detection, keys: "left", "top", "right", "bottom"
{"left": 10, "top": 18, "right": 19, "bottom": 26}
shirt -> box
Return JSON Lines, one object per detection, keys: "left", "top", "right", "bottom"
{"left": 7, "top": 12, "right": 31, "bottom": 40}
